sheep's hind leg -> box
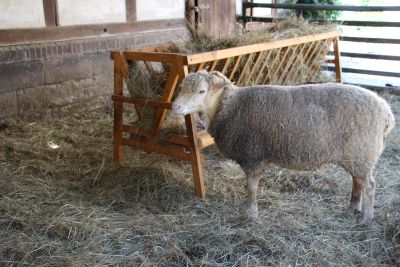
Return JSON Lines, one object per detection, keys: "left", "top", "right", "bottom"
{"left": 346, "top": 176, "right": 363, "bottom": 217}
{"left": 359, "top": 174, "right": 375, "bottom": 224}
{"left": 242, "top": 169, "right": 262, "bottom": 219}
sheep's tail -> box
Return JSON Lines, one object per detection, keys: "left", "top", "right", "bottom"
{"left": 384, "top": 104, "right": 395, "bottom": 135}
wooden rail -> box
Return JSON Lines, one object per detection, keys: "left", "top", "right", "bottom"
{"left": 241, "top": 3, "right": 400, "bottom": 90}
{"left": 242, "top": 3, "right": 400, "bottom": 13}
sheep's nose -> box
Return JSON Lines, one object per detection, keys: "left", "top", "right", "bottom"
{"left": 172, "top": 104, "right": 183, "bottom": 115}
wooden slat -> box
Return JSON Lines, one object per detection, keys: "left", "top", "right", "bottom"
{"left": 245, "top": 51, "right": 263, "bottom": 85}
{"left": 185, "top": 31, "right": 340, "bottom": 64}
{"left": 167, "top": 131, "right": 214, "bottom": 149}
{"left": 111, "top": 95, "right": 173, "bottom": 109}
{"left": 254, "top": 50, "right": 273, "bottom": 84}
{"left": 262, "top": 48, "right": 281, "bottom": 84}
{"left": 119, "top": 52, "right": 130, "bottom": 81}
{"left": 281, "top": 44, "right": 306, "bottom": 85}
{"left": 263, "top": 48, "right": 282, "bottom": 84}
{"left": 194, "top": 62, "right": 206, "bottom": 72}
{"left": 220, "top": 58, "right": 231, "bottom": 74}
{"left": 309, "top": 40, "right": 332, "bottom": 80}
{"left": 197, "top": 132, "right": 214, "bottom": 148}
{"left": 209, "top": 60, "right": 219, "bottom": 71}
{"left": 166, "top": 135, "right": 190, "bottom": 147}
{"left": 305, "top": 41, "right": 327, "bottom": 80}
{"left": 143, "top": 61, "right": 154, "bottom": 72}
{"left": 289, "top": 40, "right": 320, "bottom": 83}
{"left": 237, "top": 53, "right": 254, "bottom": 85}
{"left": 122, "top": 125, "right": 149, "bottom": 139}
{"left": 303, "top": 40, "right": 324, "bottom": 78}
{"left": 269, "top": 47, "right": 291, "bottom": 84}
{"left": 147, "top": 57, "right": 186, "bottom": 147}
{"left": 228, "top": 55, "right": 243, "bottom": 80}
{"left": 120, "top": 138, "right": 191, "bottom": 161}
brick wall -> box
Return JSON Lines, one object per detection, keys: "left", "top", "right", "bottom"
{"left": 0, "top": 28, "right": 186, "bottom": 118}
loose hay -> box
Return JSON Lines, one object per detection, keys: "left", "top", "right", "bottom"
{"left": 0, "top": 93, "right": 399, "bottom": 266}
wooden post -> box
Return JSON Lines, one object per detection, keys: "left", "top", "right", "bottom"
{"left": 179, "top": 62, "right": 206, "bottom": 198}
{"left": 147, "top": 62, "right": 180, "bottom": 148}
{"left": 113, "top": 53, "right": 124, "bottom": 161}
{"left": 185, "top": 113, "right": 206, "bottom": 199}
{"left": 333, "top": 36, "right": 342, "bottom": 83}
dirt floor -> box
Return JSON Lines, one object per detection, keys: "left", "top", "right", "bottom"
{"left": 0, "top": 92, "right": 399, "bottom": 266}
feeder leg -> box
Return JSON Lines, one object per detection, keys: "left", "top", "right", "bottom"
{"left": 185, "top": 114, "right": 206, "bottom": 198}
{"left": 113, "top": 101, "right": 123, "bottom": 162}
{"left": 113, "top": 53, "right": 124, "bottom": 162}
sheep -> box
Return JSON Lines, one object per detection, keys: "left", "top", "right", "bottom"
{"left": 172, "top": 70, "right": 395, "bottom": 224}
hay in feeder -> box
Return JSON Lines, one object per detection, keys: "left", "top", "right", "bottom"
{"left": 168, "top": 17, "right": 336, "bottom": 54}
{"left": 125, "top": 18, "right": 338, "bottom": 136}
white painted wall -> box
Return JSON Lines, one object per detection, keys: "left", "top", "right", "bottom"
{"left": 57, "top": 0, "right": 126, "bottom": 26}
{"left": 253, "top": 0, "right": 272, "bottom": 17}
{"left": 0, "top": 0, "right": 45, "bottom": 29}
{"left": 136, "top": 0, "right": 184, "bottom": 21}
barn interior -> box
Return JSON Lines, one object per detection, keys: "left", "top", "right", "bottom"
{"left": 0, "top": 1, "right": 399, "bottom": 266}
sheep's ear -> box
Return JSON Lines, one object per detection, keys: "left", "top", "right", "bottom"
{"left": 207, "top": 71, "right": 232, "bottom": 90}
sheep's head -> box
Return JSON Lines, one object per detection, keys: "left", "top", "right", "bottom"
{"left": 172, "top": 70, "right": 231, "bottom": 116}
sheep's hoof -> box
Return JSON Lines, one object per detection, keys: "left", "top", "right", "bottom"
{"left": 345, "top": 207, "right": 361, "bottom": 218}
{"left": 358, "top": 212, "right": 374, "bottom": 225}
{"left": 241, "top": 208, "right": 258, "bottom": 220}
{"left": 240, "top": 204, "right": 258, "bottom": 220}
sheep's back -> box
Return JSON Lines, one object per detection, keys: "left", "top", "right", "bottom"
{"left": 209, "top": 83, "right": 389, "bottom": 171}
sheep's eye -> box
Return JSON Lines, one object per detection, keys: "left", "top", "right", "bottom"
{"left": 199, "top": 90, "right": 206, "bottom": 94}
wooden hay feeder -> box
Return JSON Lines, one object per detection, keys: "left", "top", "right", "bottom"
{"left": 111, "top": 30, "right": 342, "bottom": 199}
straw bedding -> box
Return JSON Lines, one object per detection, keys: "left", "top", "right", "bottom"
{"left": 0, "top": 93, "right": 399, "bottom": 266}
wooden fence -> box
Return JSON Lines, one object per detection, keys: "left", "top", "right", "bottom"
{"left": 241, "top": 2, "right": 400, "bottom": 91}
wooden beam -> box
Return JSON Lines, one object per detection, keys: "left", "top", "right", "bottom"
{"left": 186, "top": 30, "right": 340, "bottom": 64}
{"left": 112, "top": 95, "right": 173, "bottom": 109}
{"left": 123, "top": 51, "right": 182, "bottom": 63}
{"left": 0, "top": 19, "right": 186, "bottom": 46}
{"left": 239, "top": 16, "right": 400, "bottom": 28}
{"left": 126, "top": 0, "right": 137, "bottom": 23}
{"left": 340, "top": 52, "right": 400, "bottom": 61}
{"left": 340, "top": 36, "right": 400, "bottom": 44}
{"left": 325, "top": 66, "right": 400, "bottom": 78}
{"left": 43, "top": 0, "right": 58, "bottom": 27}
{"left": 120, "top": 138, "right": 192, "bottom": 161}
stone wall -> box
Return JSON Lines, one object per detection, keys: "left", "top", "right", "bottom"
{"left": 0, "top": 28, "right": 186, "bottom": 118}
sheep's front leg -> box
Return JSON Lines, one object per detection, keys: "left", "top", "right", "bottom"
{"left": 243, "top": 172, "right": 261, "bottom": 219}
{"left": 346, "top": 176, "right": 363, "bottom": 217}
